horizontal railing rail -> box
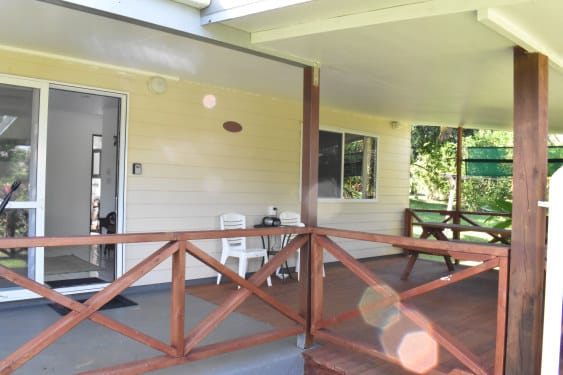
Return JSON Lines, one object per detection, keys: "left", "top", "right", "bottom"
{"left": 0, "top": 225, "right": 508, "bottom": 374}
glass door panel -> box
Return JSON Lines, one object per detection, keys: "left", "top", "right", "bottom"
{"left": 0, "top": 208, "right": 34, "bottom": 290}
{"left": 0, "top": 78, "right": 46, "bottom": 298}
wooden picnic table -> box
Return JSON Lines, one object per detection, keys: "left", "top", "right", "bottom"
{"left": 401, "top": 222, "right": 511, "bottom": 280}
{"left": 417, "top": 221, "right": 511, "bottom": 244}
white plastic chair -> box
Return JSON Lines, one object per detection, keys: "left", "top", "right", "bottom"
{"left": 217, "top": 213, "right": 272, "bottom": 287}
{"left": 279, "top": 211, "right": 325, "bottom": 280}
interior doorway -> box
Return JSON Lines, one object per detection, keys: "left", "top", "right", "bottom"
{"left": 43, "top": 88, "right": 121, "bottom": 288}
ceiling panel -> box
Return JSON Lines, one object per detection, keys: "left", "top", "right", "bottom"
{"left": 1, "top": 0, "right": 562, "bottom": 131}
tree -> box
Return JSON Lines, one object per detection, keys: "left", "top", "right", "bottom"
{"left": 461, "top": 130, "right": 512, "bottom": 211}
{"left": 410, "top": 126, "right": 513, "bottom": 212}
{"left": 410, "top": 126, "right": 473, "bottom": 200}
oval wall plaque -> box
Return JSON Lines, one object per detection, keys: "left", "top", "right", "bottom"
{"left": 223, "top": 121, "right": 243, "bottom": 133}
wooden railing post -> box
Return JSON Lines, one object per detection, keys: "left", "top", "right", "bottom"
{"left": 404, "top": 208, "right": 413, "bottom": 238}
{"left": 494, "top": 256, "right": 509, "bottom": 374}
{"left": 298, "top": 231, "right": 313, "bottom": 349}
{"left": 310, "top": 233, "right": 324, "bottom": 334}
{"left": 171, "top": 240, "right": 186, "bottom": 356}
{"left": 452, "top": 211, "right": 461, "bottom": 240}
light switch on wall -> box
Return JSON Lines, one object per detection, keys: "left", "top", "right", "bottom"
{"left": 132, "top": 163, "right": 142, "bottom": 175}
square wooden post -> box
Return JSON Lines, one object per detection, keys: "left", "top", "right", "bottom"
{"left": 298, "top": 65, "right": 320, "bottom": 349}
{"left": 505, "top": 46, "right": 548, "bottom": 375}
{"left": 171, "top": 241, "right": 186, "bottom": 356}
{"left": 300, "top": 64, "right": 320, "bottom": 227}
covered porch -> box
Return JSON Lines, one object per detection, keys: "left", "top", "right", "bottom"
{"left": 0, "top": 1, "right": 562, "bottom": 374}
{"left": 0, "top": 225, "right": 509, "bottom": 374}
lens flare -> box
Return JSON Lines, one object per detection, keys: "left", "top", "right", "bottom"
{"left": 397, "top": 330, "right": 439, "bottom": 373}
{"left": 202, "top": 94, "right": 216, "bottom": 109}
{"left": 358, "top": 287, "right": 400, "bottom": 328}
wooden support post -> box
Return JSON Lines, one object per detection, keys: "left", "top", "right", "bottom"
{"left": 300, "top": 64, "right": 320, "bottom": 227}
{"left": 299, "top": 64, "right": 320, "bottom": 349}
{"left": 505, "top": 46, "right": 549, "bottom": 375}
{"left": 454, "top": 126, "right": 463, "bottom": 240}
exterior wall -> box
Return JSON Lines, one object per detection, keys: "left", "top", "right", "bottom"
{"left": 0, "top": 47, "right": 410, "bottom": 286}
{"left": 318, "top": 108, "right": 411, "bottom": 261}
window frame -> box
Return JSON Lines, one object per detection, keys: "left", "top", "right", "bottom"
{"left": 318, "top": 127, "right": 379, "bottom": 202}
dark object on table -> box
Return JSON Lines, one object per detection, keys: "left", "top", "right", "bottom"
{"left": 262, "top": 216, "right": 281, "bottom": 227}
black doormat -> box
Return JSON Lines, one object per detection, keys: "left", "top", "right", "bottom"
{"left": 48, "top": 295, "right": 137, "bottom": 316}
{"left": 46, "top": 277, "right": 107, "bottom": 289}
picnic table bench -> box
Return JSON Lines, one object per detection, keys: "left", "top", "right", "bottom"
{"left": 401, "top": 222, "right": 511, "bottom": 280}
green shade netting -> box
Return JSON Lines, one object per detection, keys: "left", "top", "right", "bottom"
{"left": 465, "top": 146, "right": 563, "bottom": 176}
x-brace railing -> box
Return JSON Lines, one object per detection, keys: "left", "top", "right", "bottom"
{"left": 0, "top": 227, "right": 310, "bottom": 374}
{"left": 309, "top": 228, "right": 509, "bottom": 375}
{"left": 0, "top": 226, "right": 508, "bottom": 374}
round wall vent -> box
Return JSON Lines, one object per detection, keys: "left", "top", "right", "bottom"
{"left": 223, "top": 121, "right": 242, "bottom": 133}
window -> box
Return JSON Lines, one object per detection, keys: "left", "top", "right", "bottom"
{"left": 318, "top": 130, "right": 378, "bottom": 199}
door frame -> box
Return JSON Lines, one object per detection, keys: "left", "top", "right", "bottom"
{"left": 47, "top": 83, "right": 128, "bottom": 296}
{"left": 0, "top": 75, "right": 128, "bottom": 301}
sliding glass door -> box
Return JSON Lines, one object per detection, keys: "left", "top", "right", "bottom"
{"left": 0, "top": 76, "right": 126, "bottom": 301}
{"left": 0, "top": 76, "right": 48, "bottom": 300}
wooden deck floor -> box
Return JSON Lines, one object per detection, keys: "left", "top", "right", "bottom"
{"left": 187, "top": 255, "right": 500, "bottom": 374}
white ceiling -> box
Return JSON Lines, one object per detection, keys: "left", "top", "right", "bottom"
{"left": 1, "top": 0, "right": 563, "bottom": 131}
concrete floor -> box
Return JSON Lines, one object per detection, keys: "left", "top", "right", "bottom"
{"left": 0, "top": 287, "right": 304, "bottom": 375}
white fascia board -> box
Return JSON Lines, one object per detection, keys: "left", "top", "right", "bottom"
{"left": 201, "top": 0, "right": 313, "bottom": 25}
{"left": 251, "top": 0, "right": 529, "bottom": 43}
{"left": 46, "top": 0, "right": 312, "bottom": 66}
{"left": 172, "top": 0, "right": 210, "bottom": 9}
{"left": 478, "top": 8, "right": 563, "bottom": 73}
{"left": 53, "top": 0, "right": 249, "bottom": 47}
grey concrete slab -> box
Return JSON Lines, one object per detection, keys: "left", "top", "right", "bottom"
{"left": 0, "top": 288, "right": 303, "bottom": 374}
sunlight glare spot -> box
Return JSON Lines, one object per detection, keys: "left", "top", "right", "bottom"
{"left": 397, "top": 330, "right": 438, "bottom": 374}
{"left": 358, "top": 287, "right": 399, "bottom": 328}
{"left": 203, "top": 94, "right": 216, "bottom": 109}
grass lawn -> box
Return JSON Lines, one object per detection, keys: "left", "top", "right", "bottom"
{"left": 0, "top": 257, "right": 27, "bottom": 268}
{"left": 408, "top": 198, "right": 510, "bottom": 263}
{"left": 409, "top": 198, "right": 509, "bottom": 230}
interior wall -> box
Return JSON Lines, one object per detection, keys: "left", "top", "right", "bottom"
{"left": 45, "top": 104, "right": 101, "bottom": 239}
{"left": 318, "top": 107, "right": 411, "bottom": 261}
{"left": 100, "top": 100, "right": 119, "bottom": 219}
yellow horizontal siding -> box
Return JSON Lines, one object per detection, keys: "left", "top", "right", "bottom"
{"left": 0, "top": 46, "right": 410, "bottom": 283}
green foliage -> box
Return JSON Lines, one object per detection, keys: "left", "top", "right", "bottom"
{"left": 412, "top": 143, "right": 456, "bottom": 200}
{"left": 0, "top": 142, "right": 30, "bottom": 240}
{"left": 464, "top": 129, "right": 512, "bottom": 148}
{"left": 461, "top": 129, "right": 513, "bottom": 211}
{"left": 410, "top": 126, "right": 513, "bottom": 211}
{"left": 410, "top": 126, "right": 458, "bottom": 200}
{"left": 461, "top": 178, "right": 512, "bottom": 211}
{"left": 482, "top": 199, "right": 513, "bottom": 229}
{"left": 343, "top": 176, "right": 362, "bottom": 199}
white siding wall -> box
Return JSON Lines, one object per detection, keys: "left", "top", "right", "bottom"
{"left": 0, "top": 47, "right": 411, "bottom": 286}
{"left": 318, "top": 108, "right": 411, "bottom": 262}
{"left": 125, "top": 82, "right": 303, "bottom": 283}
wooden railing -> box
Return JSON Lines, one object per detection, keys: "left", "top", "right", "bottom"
{"left": 310, "top": 228, "right": 508, "bottom": 375}
{"left": 0, "top": 226, "right": 509, "bottom": 374}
